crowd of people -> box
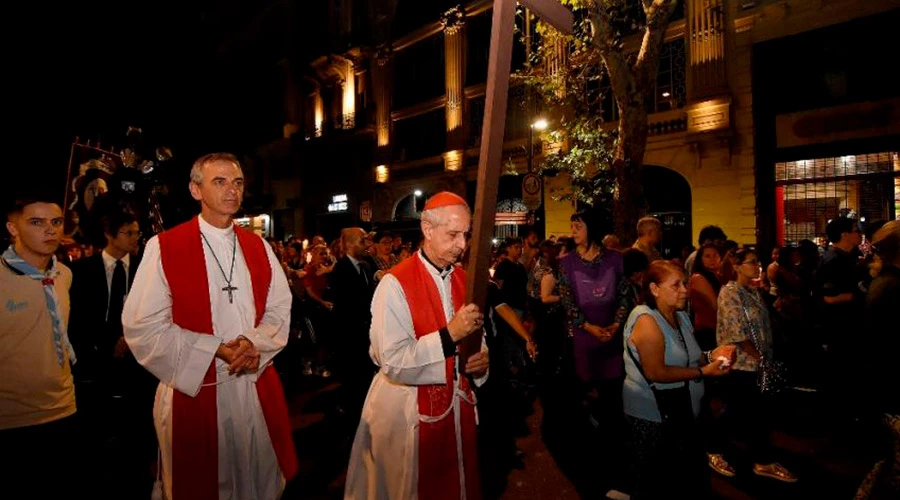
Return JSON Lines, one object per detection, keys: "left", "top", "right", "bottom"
{"left": 476, "top": 213, "right": 899, "bottom": 499}
{"left": 2, "top": 151, "right": 898, "bottom": 500}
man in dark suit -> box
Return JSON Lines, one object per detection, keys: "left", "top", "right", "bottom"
{"left": 70, "top": 211, "right": 143, "bottom": 397}
{"left": 330, "top": 227, "right": 377, "bottom": 422}
{"left": 68, "top": 210, "right": 154, "bottom": 494}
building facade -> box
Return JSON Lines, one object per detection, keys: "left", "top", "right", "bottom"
{"left": 269, "top": 0, "right": 899, "bottom": 247}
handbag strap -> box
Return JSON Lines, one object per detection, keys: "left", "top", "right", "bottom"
{"left": 735, "top": 286, "right": 769, "bottom": 361}
{"left": 672, "top": 320, "right": 689, "bottom": 362}
{"left": 626, "top": 312, "right": 688, "bottom": 389}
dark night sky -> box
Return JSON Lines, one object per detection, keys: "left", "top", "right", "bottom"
{"left": 5, "top": 0, "right": 316, "bottom": 205}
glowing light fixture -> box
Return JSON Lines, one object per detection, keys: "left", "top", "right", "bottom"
{"left": 375, "top": 165, "right": 389, "bottom": 183}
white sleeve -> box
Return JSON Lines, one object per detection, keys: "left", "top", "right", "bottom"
{"left": 122, "top": 237, "right": 222, "bottom": 397}
{"left": 241, "top": 240, "right": 292, "bottom": 382}
{"left": 369, "top": 275, "right": 447, "bottom": 385}
{"left": 473, "top": 336, "right": 489, "bottom": 387}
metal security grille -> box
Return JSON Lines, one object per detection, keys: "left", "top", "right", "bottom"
{"left": 775, "top": 152, "right": 900, "bottom": 246}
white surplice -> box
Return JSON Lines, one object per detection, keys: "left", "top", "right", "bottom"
{"left": 345, "top": 252, "right": 487, "bottom": 500}
{"left": 122, "top": 215, "right": 292, "bottom": 500}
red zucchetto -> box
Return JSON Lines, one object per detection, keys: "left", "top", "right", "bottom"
{"left": 423, "top": 191, "right": 467, "bottom": 211}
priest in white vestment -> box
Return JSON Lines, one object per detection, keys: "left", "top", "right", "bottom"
{"left": 345, "top": 192, "right": 490, "bottom": 500}
{"left": 123, "top": 153, "right": 296, "bottom": 500}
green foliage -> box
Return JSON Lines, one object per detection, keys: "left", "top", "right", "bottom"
{"left": 536, "top": 1, "right": 649, "bottom": 48}
{"left": 518, "top": 1, "right": 628, "bottom": 206}
{"left": 541, "top": 119, "right": 617, "bottom": 207}
{"left": 519, "top": 1, "right": 670, "bottom": 206}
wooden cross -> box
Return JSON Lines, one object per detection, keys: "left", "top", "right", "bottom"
{"left": 223, "top": 285, "right": 238, "bottom": 304}
{"left": 462, "top": 0, "right": 573, "bottom": 362}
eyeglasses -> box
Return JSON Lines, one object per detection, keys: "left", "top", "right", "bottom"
{"left": 119, "top": 230, "right": 143, "bottom": 238}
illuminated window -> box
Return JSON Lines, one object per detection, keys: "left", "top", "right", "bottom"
{"left": 775, "top": 152, "right": 899, "bottom": 246}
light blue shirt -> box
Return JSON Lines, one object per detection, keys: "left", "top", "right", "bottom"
{"left": 622, "top": 305, "right": 705, "bottom": 423}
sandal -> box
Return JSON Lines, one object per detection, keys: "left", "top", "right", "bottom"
{"left": 708, "top": 453, "right": 736, "bottom": 477}
{"left": 753, "top": 462, "right": 798, "bottom": 483}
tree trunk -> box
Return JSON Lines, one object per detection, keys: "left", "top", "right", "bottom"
{"left": 588, "top": 0, "right": 678, "bottom": 242}
{"left": 613, "top": 103, "right": 649, "bottom": 244}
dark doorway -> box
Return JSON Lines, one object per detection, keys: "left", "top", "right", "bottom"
{"left": 643, "top": 165, "right": 692, "bottom": 260}
{"left": 392, "top": 191, "right": 433, "bottom": 221}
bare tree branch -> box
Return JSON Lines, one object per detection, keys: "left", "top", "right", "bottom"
{"left": 634, "top": 0, "right": 678, "bottom": 87}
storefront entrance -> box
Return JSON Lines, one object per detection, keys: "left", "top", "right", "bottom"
{"left": 775, "top": 152, "right": 899, "bottom": 247}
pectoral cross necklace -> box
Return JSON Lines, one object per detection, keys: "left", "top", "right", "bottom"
{"left": 200, "top": 230, "right": 238, "bottom": 303}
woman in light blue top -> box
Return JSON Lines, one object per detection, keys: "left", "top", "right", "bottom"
{"left": 623, "top": 261, "right": 735, "bottom": 499}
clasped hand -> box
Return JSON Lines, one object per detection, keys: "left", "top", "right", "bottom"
{"left": 217, "top": 336, "right": 261, "bottom": 375}
{"left": 585, "top": 322, "right": 619, "bottom": 342}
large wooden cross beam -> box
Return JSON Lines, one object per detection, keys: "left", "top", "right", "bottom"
{"left": 462, "top": 0, "right": 573, "bottom": 361}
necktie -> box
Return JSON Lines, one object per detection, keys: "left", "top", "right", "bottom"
{"left": 358, "top": 261, "right": 369, "bottom": 286}
{"left": 108, "top": 260, "right": 126, "bottom": 337}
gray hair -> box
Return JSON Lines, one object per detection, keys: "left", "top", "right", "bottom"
{"left": 636, "top": 217, "right": 662, "bottom": 237}
{"left": 420, "top": 205, "right": 470, "bottom": 227}
{"left": 190, "top": 152, "right": 242, "bottom": 184}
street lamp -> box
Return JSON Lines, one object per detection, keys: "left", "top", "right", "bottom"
{"left": 414, "top": 189, "right": 423, "bottom": 197}
{"left": 528, "top": 118, "right": 547, "bottom": 173}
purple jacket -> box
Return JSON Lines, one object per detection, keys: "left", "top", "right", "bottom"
{"left": 560, "top": 250, "right": 625, "bottom": 382}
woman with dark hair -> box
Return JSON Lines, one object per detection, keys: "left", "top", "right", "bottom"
{"left": 716, "top": 241, "right": 738, "bottom": 285}
{"left": 559, "top": 209, "right": 623, "bottom": 382}
{"left": 688, "top": 243, "right": 735, "bottom": 477}
{"left": 717, "top": 248, "right": 798, "bottom": 483}
{"left": 690, "top": 243, "right": 723, "bottom": 351}
{"left": 303, "top": 244, "right": 335, "bottom": 377}
{"left": 533, "top": 238, "right": 571, "bottom": 448}
{"left": 557, "top": 209, "right": 627, "bottom": 496}
{"left": 528, "top": 239, "right": 558, "bottom": 316}
{"left": 624, "top": 261, "right": 735, "bottom": 499}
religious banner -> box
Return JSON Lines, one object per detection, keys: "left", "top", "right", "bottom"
{"left": 63, "top": 141, "right": 123, "bottom": 237}
{"left": 63, "top": 130, "right": 177, "bottom": 242}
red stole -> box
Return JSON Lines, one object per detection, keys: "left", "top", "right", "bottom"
{"left": 391, "top": 256, "right": 481, "bottom": 500}
{"left": 158, "top": 217, "right": 298, "bottom": 499}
